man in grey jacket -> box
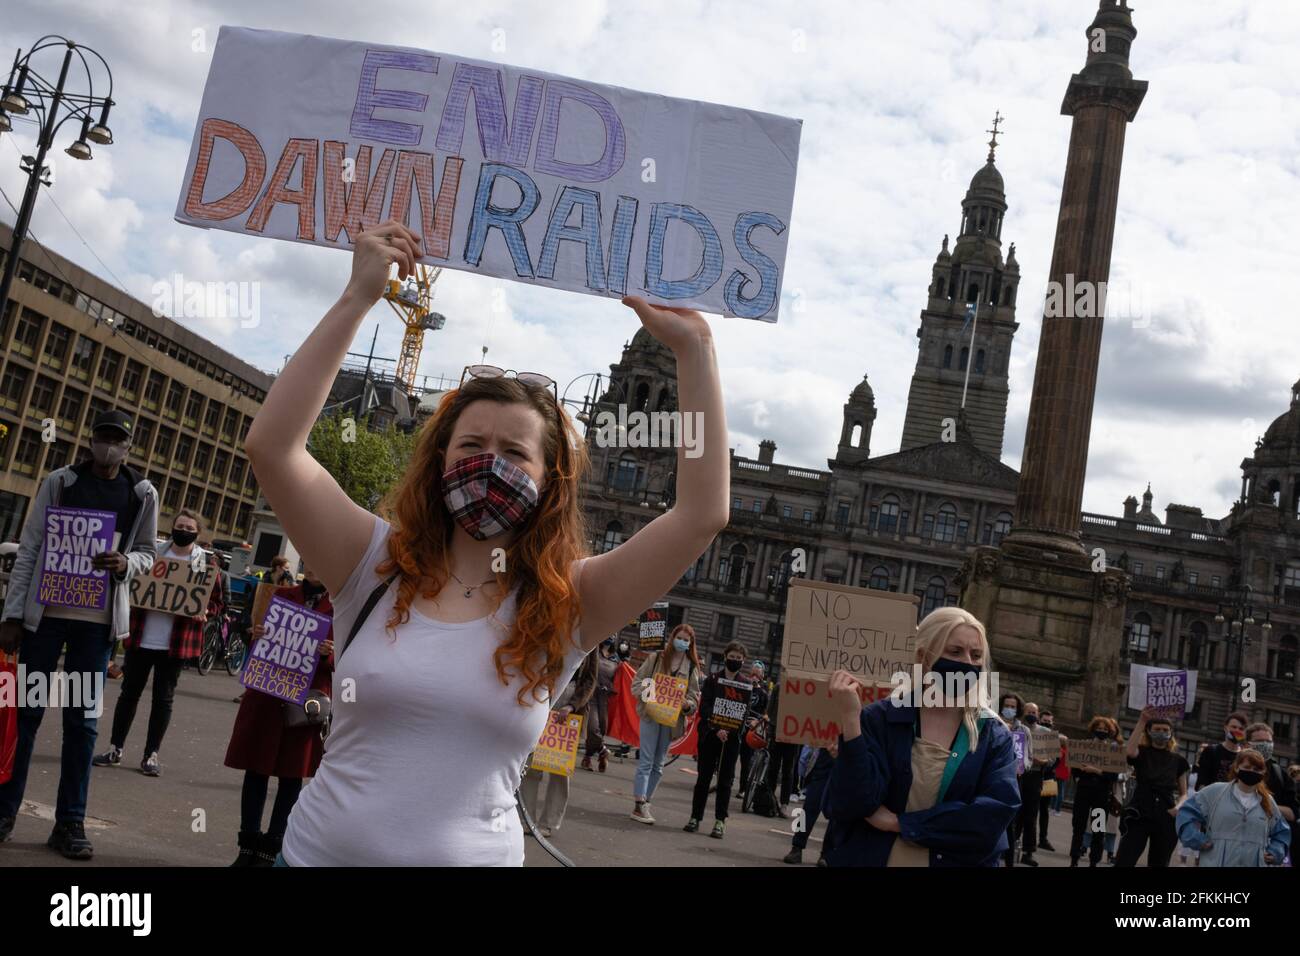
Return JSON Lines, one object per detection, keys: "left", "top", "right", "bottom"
{"left": 0, "top": 409, "right": 158, "bottom": 859}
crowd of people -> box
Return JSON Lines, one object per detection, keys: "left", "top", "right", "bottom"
{"left": 0, "top": 220, "right": 1295, "bottom": 870}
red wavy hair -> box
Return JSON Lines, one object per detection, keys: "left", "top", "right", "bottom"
{"left": 376, "top": 375, "right": 590, "bottom": 705}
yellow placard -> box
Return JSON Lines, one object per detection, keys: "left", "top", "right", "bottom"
{"left": 644, "top": 673, "right": 688, "bottom": 727}
{"left": 530, "top": 711, "right": 585, "bottom": 776}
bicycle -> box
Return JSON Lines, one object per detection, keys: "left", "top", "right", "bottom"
{"left": 197, "top": 608, "right": 247, "bottom": 676}
{"left": 740, "top": 718, "right": 773, "bottom": 814}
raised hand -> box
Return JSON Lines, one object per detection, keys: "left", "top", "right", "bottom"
{"left": 345, "top": 219, "right": 423, "bottom": 305}
{"left": 621, "top": 295, "right": 711, "bottom": 354}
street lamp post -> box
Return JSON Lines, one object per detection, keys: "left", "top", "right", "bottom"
{"left": 1215, "top": 584, "right": 1272, "bottom": 713}
{"left": 0, "top": 36, "right": 116, "bottom": 320}
{"left": 766, "top": 556, "right": 795, "bottom": 680}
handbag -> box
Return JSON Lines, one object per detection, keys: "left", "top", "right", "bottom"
{"left": 281, "top": 573, "right": 399, "bottom": 734}
{"left": 1041, "top": 777, "right": 1058, "bottom": 798}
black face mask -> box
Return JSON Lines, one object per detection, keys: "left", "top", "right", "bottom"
{"left": 930, "top": 656, "right": 981, "bottom": 681}
{"left": 724, "top": 658, "right": 743, "bottom": 672}
{"left": 1024, "top": 714, "right": 1039, "bottom": 725}
{"left": 1093, "top": 731, "right": 1110, "bottom": 740}
{"left": 301, "top": 579, "right": 326, "bottom": 597}
{"left": 171, "top": 529, "right": 198, "bottom": 547}
{"left": 1235, "top": 770, "right": 1263, "bottom": 787}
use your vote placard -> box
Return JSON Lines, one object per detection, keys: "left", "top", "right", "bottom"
{"left": 241, "top": 595, "right": 329, "bottom": 706}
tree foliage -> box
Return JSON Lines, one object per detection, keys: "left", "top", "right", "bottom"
{"left": 307, "top": 414, "right": 416, "bottom": 511}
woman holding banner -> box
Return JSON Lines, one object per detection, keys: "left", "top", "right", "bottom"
{"left": 632, "top": 624, "right": 702, "bottom": 824}
{"left": 824, "top": 606, "right": 1020, "bottom": 867}
{"left": 94, "top": 509, "right": 224, "bottom": 777}
{"left": 1114, "top": 707, "right": 1188, "bottom": 867}
{"left": 244, "top": 219, "right": 730, "bottom": 866}
{"left": 1068, "top": 716, "right": 1122, "bottom": 867}
{"left": 225, "top": 567, "right": 334, "bottom": 867}
{"left": 520, "top": 653, "right": 597, "bottom": 837}
{"left": 684, "top": 640, "right": 748, "bottom": 838}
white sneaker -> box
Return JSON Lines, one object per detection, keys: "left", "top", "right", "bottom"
{"left": 631, "top": 803, "right": 655, "bottom": 825}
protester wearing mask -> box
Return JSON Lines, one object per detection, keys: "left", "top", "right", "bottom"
{"left": 1114, "top": 708, "right": 1188, "bottom": 867}
{"left": 1177, "top": 749, "right": 1291, "bottom": 867}
{"left": 737, "top": 660, "right": 769, "bottom": 800}
{"left": 631, "top": 624, "right": 701, "bottom": 824}
{"left": 1243, "top": 723, "right": 1298, "bottom": 824}
{"left": 685, "top": 641, "right": 749, "bottom": 838}
{"left": 998, "top": 693, "right": 1030, "bottom": 866}
{"left": 520, "top": 653, "right": 597, "bottom": 837}
{"left": 1015, "top": 701, "right": 1049, "bottom": 866}
{"left": 224, "top": 568, "right": 334, "bottom": 866}
{"left": 94, "top": 510, "right": 225, "bottom": 777}
{"left": 1036, "top": 710, "right": 1063, "bottom": 849}
{"left": 1194, "top": 712, "right": 1248, "bottom": 790}
{"left": 580, "top": 638, "right": 619, "bottom": 773}
{"left": 266, "top": 556, "right": 295, "bottom": 586}
{"left": 247, "top": 221, "right": 729, "bottom": 867}
{"left": 1070, "top": 716, "right": 1122, "bottom": 867}
{"left": 0, "top": 410, "right": 159, "bottom": 859}
{"left": 825, "top": 606, "right": 1019, "bottom": 867}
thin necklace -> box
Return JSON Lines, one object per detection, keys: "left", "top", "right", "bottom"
{"left": 449, "top": 570, "right": 496, "bottom": 599}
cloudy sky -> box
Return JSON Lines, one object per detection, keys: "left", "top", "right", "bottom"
{"left": 3, "top": 0, "right": 1297, "bottom": 522}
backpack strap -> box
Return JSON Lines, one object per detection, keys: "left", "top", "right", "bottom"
{"left": 339, "top": 573, "right": 399, "bottom": 661}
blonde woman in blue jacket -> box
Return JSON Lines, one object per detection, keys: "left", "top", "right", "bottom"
{"left": 1176, "top": 748, "right": 1290, "bottom": 867}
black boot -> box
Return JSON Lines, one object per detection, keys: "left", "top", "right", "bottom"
{"left": 231, "top": 830, "right": 261, "bottom": 867}
{"left": 254, "top": 832, "right": 283, "bottom": 867}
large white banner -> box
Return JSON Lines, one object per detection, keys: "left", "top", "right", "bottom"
{"left": 174, "top": 27, "right": 802, "bottom": 321}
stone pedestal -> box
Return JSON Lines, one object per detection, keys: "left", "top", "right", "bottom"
{"left": 957, "top": 543, "right": 1129, "bottom": 736}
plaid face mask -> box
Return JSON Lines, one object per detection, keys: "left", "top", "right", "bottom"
{"left": 441, "top": 453, "right": 540, "bottom": 540}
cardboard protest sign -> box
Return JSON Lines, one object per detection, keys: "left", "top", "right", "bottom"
{"left": 176, "top": 27, "right": 802, "bottom": 321}
{"left": 707, "top": 677, "right": 752, "bottom": 732}
{"left": 36, "top": 507, "right": 116, "bottom": 613}
{"left": 638, "top": 602, "right": 669, "bottom": 652}
{"left": 1065, "top": 737, "right": 1129, "bottom": 775}
{"left": 779, "top": 579, "right": 918, "bottom": 687}
{"left": 775, "top": 676, "right": 891, "bottom": 747}
{"left": 643, "top": 672, "right": 689, "bottom": 727}
{"left": 530, "top": 710, "right": 585, "bottom": 776}
{"left": 1128, "top": 664, "right": 1195, "bottom": 719}
{"left": 129, "top": 557, "right": 218, "bottom": 617}
{"left": 1031, "top": 726, "right": 1063, "bottom": 761}
{"left": 249, "top": 582, "right": 278, "bottom": 629}
{"left": 241, "top": 595, "right": 328, "bottom": 705}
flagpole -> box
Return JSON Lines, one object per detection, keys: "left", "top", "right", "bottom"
{"left": 960, "top": 298, "right": 979, "bottom": 409}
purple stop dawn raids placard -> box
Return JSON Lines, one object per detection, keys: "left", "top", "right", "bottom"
{"left": 241, "top": 594, "right": 329, "bottom": 705}
{"left": 36, "top": 506, "right": 117, "bottom": 613}
{"left": 1145, "top": 670, "right": 1188, "bottom": 720}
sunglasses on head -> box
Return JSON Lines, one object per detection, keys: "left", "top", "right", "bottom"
{"left": 460, "top": 364, "right": 557, "bottom": 400}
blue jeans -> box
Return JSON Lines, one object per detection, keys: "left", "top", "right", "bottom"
{"left": 634, "top": 717, "right": 673, "bottom": 801}
{"left": 0, "top": 616, "right": 113, "bottom": 823}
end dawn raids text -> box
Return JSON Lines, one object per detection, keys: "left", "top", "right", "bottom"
{"left": 174, "top": 27, "right": 801, "bottom": 320}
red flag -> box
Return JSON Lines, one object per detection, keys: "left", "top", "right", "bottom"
{"left": 0, "top": 651, "right": 17, "bottom": 785}
{"left": 606, "top": 661, "right": 641, "bottom": 746}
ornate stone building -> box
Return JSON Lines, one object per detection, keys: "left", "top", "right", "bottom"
{"left": 579, "top": 154, "right": 1300, "bottom": 770}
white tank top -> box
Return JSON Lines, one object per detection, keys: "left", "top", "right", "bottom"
{"left": 281, "top": 516, "right": 588, "bottom": 866}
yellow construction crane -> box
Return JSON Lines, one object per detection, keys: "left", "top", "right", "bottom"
{"left": 382, "top": 263, "right": 446, "bottom": 392}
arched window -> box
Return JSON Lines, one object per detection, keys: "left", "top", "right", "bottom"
{"left": 1268, "top": 479, "right": 1281, "bottom": 507}
{"left": 935, "top": 503, "right": 958, "bottom": 543}
{"left": 656, "top": 388, "right": 671, "bottom": 411}
{"left": 719, "top": 543, "right": 748, "bottom": 592}
{"left": 850, "top": 423, "right": 862, "bottom": 446}
{"left": 960, "top": 347, "right": 969, "bottom": 371}
{"left": 634, "top": 382, "right": 650, "bottom": 413}
{"left": 922, "top": 576, "right": 948, "bottom": 616}
{"left": 967, "top": 283, "right": 979, "bottom": 303}
{"left": 991, "top": 512, "right": 1012, "bottom": 545}
{"left": 878, "top": 495, "right": 900, "bottom": 533}
{"left": 1270, "top": 634, "right": 1298, "bottom": 681}
{"left": 867, "top": 565, "right": 891, "bottom": 590}
{"left": 601, "top": 520, "right": 624, "bottom": 553}
{"left": 975, "top": 349, "right": 986, "bottom": 373}
{"left": 612, "top": 454, "right": 638, "bottom": 492}
{"left": 1129, "top": 612, "right": 1152, "bottom": 654}
{"left": 943, "top": 345, "right": 953, "bottom": 369}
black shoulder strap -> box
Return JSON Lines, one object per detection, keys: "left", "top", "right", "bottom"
{"left": 340, "top": 573, "right": 399, "bottom": 661}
